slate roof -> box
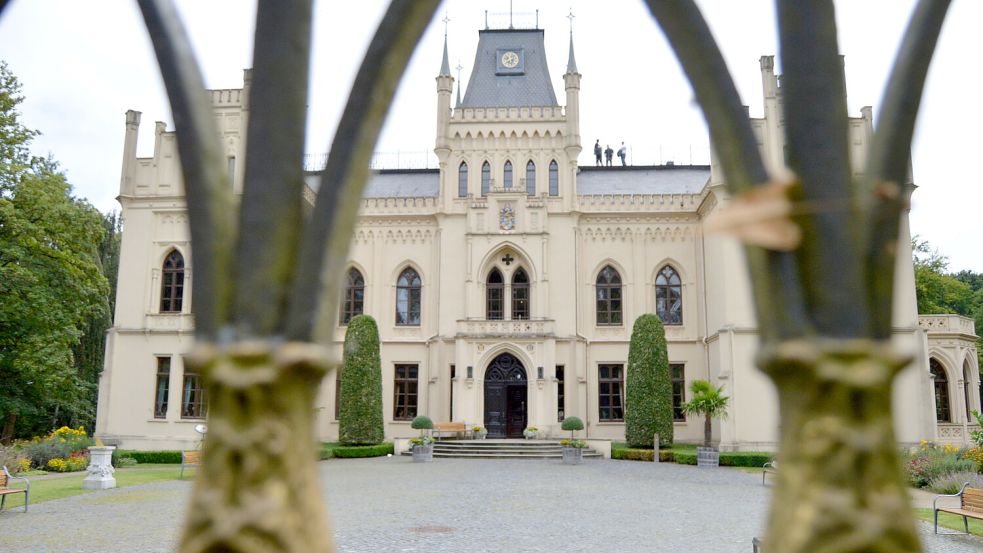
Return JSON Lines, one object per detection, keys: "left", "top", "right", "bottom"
{"left": 460, "top": 29, "right": 558, "bottom": 108}
{"left": 303, "top": 169, "right": 440, "bottom": 198}
{"left": 576, "top": 166, "right": 710, "bottom": 195}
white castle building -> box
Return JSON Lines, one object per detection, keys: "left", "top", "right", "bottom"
{"left": 95, "top": 23, "right": 979, "bottom": 451}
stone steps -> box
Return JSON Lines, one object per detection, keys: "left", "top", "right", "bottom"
{"left": 402, "top": 439, "right": 602, "bottom": 459}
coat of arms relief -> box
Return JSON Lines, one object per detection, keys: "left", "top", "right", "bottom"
{"left": 499, "top": 205, "right": 515, "bottom": 231}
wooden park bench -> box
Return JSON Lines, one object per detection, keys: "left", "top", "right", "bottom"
{"left": 0, "top": 465, "right": 30, "bottom": 513}
{"left": 181, "top": 450, "right": 202, "bottom": 479}
{"left": 432, "top": 422, "right": 467, "bottom": 440}
{"left": 933, "top": 482, "right": 983, "bottom": 534}
{"left": 762, "top": 460, "right": 778, "bottom": 485}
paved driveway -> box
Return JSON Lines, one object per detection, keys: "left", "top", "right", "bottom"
{"left": 0, "top": 457, "right": 980, "bottom": 552}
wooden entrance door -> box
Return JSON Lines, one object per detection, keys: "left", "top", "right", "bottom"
{"left": 483, "top": 353, "right": 528, "bottom": 438}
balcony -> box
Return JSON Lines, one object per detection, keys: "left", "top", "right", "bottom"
{"left": 918, "top": 314, "right": 977, "bottom": 337}
{"left": 456, "top": 318, "right": 555, "bottom": 339}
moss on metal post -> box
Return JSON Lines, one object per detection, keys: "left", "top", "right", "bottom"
{"left": 759, "top": 340, "right": 920, "bottom": 552}
{"left": 179, "top": 342, "right": 332, "bottom": 553}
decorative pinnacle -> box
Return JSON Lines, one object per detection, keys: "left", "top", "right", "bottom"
{"left": 439, "top": 12, "right": 451, "bottom": 76}
{"left": 565, "top": 10, "right": 578, "bottom": 74}
{"left": 455, "top": 61, "right": 463, "bottom": 107}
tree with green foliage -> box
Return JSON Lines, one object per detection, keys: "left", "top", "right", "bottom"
{"left": 338, "top": 315, "right": 384, "bottom": 445}
{"left": 0, "top": 63, "right": 110, "bottom": 443}
{"left": 625, "top": 314, "right": 672, "bottom": 448}
{"left": 561, "top": 416, "right": 584, "bottom": 439}
{"left": 682, "top": 380, "right": 730, "bottom": 448}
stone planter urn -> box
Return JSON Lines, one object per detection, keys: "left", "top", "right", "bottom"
{"left": 83, "top": 446, "right": 117, "bottom": 489}
{"left": 562, "top": 447, "right": 583, "bottom": 465}
{"left": 697, "top": 446, "right": 720, "bottom": 468}
{"left": 412, "top": 444, "right": 433, "bottom": 463}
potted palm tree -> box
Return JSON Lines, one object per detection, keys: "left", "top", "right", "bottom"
{"left": 681, "top": 380, "right": 729, "bottom": 468}
{"left": 560, "top": 416, "right": 586, "bottom": 465}
{"left": 410, "top": 415, "right": 434, "bottom": 462}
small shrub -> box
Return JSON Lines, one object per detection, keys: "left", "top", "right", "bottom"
{"left": 560, "top": 439, "right": 587, "bottom": 448}
{"left": 411, "top": 416, "right": 434, "bottom": 430}
{"left": 904, "top": 442, "right": 976, "bottom": 488}
{"left": 674, "top": 451, "right": 697, "bottom": 465}
{"left": 561, "top": 417, "right": 584, "bottom": 439}
{"left": 409, "top": 436, "right": 434, "bottom": 447}
{"left": 963, "top": 446, "right": 983, "bottom": 471}
{"left": 116, "top": 456, "right": 138, "bottom": 468}
{"left": 0, "top": 445, "right": 28, "bottom": 473}
{"left": 612, "top": 448, "right": 655, "bottom": 462}
{"left": 20, "top": 426, "right": 94, "bottom": 469}
{"left": 114, "top": 450, "right": 182, "bottom": 464}
{"left": 927, "top": 471, "right": 983, "bottom": 495}
{"left": 331, "top": 443, "right": 394, "bottom": 458}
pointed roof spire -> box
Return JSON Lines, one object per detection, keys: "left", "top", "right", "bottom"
{"left": 439, "top": 12, "right": 451, "bottom": 76}
{"left": 455, "top": 61, "right": 463, "bottom": 107}
{"left": 565, "top": 9, "right": 578, "bottom": 74}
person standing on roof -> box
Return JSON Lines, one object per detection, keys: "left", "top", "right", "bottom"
{"left": 617, "top": 142, "right": 627, "bottom": 166}
{"left": 604, "top": 144, "right": 614, "bottom": 166}
{"left": 594, "top": 139, "right": 602, "bottom": 166}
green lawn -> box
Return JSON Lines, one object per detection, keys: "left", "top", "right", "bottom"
{"left": 0, "top": 466, "right": 194, "bottom": 510}
{"left": 913, "top": 508, "right": 983, "bottom": 535}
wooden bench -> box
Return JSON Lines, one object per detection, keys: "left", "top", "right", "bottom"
{"left": 0, "top": 465, "right": 30, "bottom": 513}
{"left": 761, "top": 460, "right": 777, "bottom": 485}
{"left": 432, "top": 422, "right": 467, "bottom": 440}
{"left": 934, "top": 483, "right": 983, "bottom": 534}
{"left": 181, "top": 450, "right": 202, "bottom": 479}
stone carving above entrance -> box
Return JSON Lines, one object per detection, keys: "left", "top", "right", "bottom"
{"left": 499, "top": 205, "right": 515, "bottom": 231}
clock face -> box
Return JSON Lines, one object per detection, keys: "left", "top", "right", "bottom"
{"left": 501, "top": 51, "right": 520, "bottom": 69}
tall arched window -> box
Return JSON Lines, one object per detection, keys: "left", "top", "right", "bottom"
{"left": 526, "top": 160, "right": 536, "bottom": 196}
{"left": 481, "top": 161, "right": 491, "bottom": 196}
{"left": 340, "top": 268, "right": 365, "bottom": 324}
{"left": 512, "top": 268, "right": 530, "bottom": 320}
{"left": 656, "top": 265, "right": 683, "bottom": 325}
{"left": 596, "top": 265, "right": 622, "bottom": 325}
{"left": 396, "top": 267, "right": 421, "bottom": 326}
{"left": 503, "top": 160, "right": 513, "bottom": 189}
{"left": 930, "top": 358, "right": 950, "bottom": 423}
{"left": 458, "top": 161, "right": 468, "bottom": 198}
{"left": 160, "top": 250, "right": 185, "bottom": 313}
{"left": 548, "top": 159, "right": 559, "bottom": 196}
{"left": 965, "top": 362, "right": 974, "bottom": 420}
{"left": 486, "top": 269, "right": 504, "bottom": 320}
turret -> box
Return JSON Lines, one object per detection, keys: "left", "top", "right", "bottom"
{"left": 563, "top": 32, "right": 581, "bottom": 155}
{"left": 435, "top": 32, "right": 454, "bottom": 155}
{"left": 119, "top": 110, "right": 141, "bottom": 196}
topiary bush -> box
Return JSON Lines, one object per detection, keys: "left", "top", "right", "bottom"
{"left": 338, "top": 315, "right": 385, "bottom": 446}
{"left": 411, "top": 415, "right": 433, "bottom": 432}
{"left": 625, "top": 314, "right": 672, "bottom": 448}
{"left": 331, "top": 443, "right": 394, "bottom": 459}
{"left": 561, "top": 416, "right": 584, "bottom": 439}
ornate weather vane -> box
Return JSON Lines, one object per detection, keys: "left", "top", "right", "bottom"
{"left": 567, "top": 8, "right": 575, "bottom": 36}
{"left": 442, "top": 11, "right": 450, "bottom": 37}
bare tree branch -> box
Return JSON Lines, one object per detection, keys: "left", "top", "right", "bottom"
{"left": 285, "top": 0, "right": 440, "bottom": 341}
{"left": 138, "top": 0, "right": 236, "bottom": 341}
{"left": 865, "top": 0, "right": 952, "bottom": 337}
{"left": 233, "top": 0, "right": 313, "bottom": 338}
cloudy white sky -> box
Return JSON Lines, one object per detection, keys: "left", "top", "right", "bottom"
{"left": 0, "top": 0, "right": 979, "bottom": 271}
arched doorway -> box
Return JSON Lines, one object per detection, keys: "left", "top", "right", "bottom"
{"left": 484, "top": 353, "right": 528, "bottom": 438}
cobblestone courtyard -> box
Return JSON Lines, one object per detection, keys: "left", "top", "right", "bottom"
{"left": 0, "top": 457, "right": 981, "bottom": 552}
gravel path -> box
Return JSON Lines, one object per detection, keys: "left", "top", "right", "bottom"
{"left": 0, "top": 458, "right": 980, "bottom": 552}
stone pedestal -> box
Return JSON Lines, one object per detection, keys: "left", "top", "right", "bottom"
{"left": 83, "top": 446, "right": 117, "bottom": 490}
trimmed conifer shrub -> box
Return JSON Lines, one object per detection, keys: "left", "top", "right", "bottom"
{"left": 339, "top": 315, "right": 385, "bottom": 445}
{"left": 625, "top": 314, "right": 673, "bottom": 448}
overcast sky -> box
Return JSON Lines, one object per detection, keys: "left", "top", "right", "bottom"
{"left": 0, "top": 0, "right": 979, "bottom": 271}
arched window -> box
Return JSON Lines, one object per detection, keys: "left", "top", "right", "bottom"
{"left": 526, "top": 160, "right": 536, "bottom": 196}
{"left": 512, "top": 268, "right": 530, "bottom": 320}
{"left": 596, "top": 265, "right": 622, "bottom": 325}
{"left": 396, "top": 267, "right": 421, "bottom": 326}
{"left": 503, "top": 160, "right": 513, "bottom": 189}
{"left": 930, "top": 358, "right": 950, "bottom": 423}
{"left": 340, "top": 268, "right": 364, "bottom": 324}
{"left": 486, "top": 269, "right": 504, "bottom": 320}
{"left": 548, "top": 159, "right": 559, "bottom": 196}
{"left": 656, "top": 265, "right": 683, "bottom": 325}
{"left": 458, "top": 161, "right": 468, "bottom": 198}
{"left": 481, "top": 161, "right": 491, "bottom": 196}
{"left": 965, "top": 362, "right": 974, "bottom": 420}
{"left": 160, "top": 250, "right": 185, "bottom": 313}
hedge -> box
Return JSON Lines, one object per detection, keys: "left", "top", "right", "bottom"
{"left": 338, "top": 315, "right": 385, "bottom": 446}
{"left": 611, "top": 447, "right": 674, "bottom": 463}
{"left": 673, "top": 451, "right": 773, "bottom": 467}
{"left": 330, "top": 443, "right": 394, "bottom": 459}
{"left": 625, "top": 314, "right": 672, "bottom": 448}
{"left": 113, "top": 450, "right": 182, "bottom": 464}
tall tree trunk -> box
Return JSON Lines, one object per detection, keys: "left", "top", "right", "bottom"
{"left": 1, "top": 413, "right": 16, "bottom": 445}
{"left": 760, "top": 340, "right": 921, "bottom": 552}
{"left": 179, "top": 342, "right": 333, "bottom": 553}
{"left": 704, "top": 414, "right": 712, "bottom": 448}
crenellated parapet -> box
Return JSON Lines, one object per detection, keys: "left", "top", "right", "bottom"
{"left": 577, "top": 192, "right": 706, "bottom": 213}
{"left": 451, "top": 106, "right": 565, "bottom": 122}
